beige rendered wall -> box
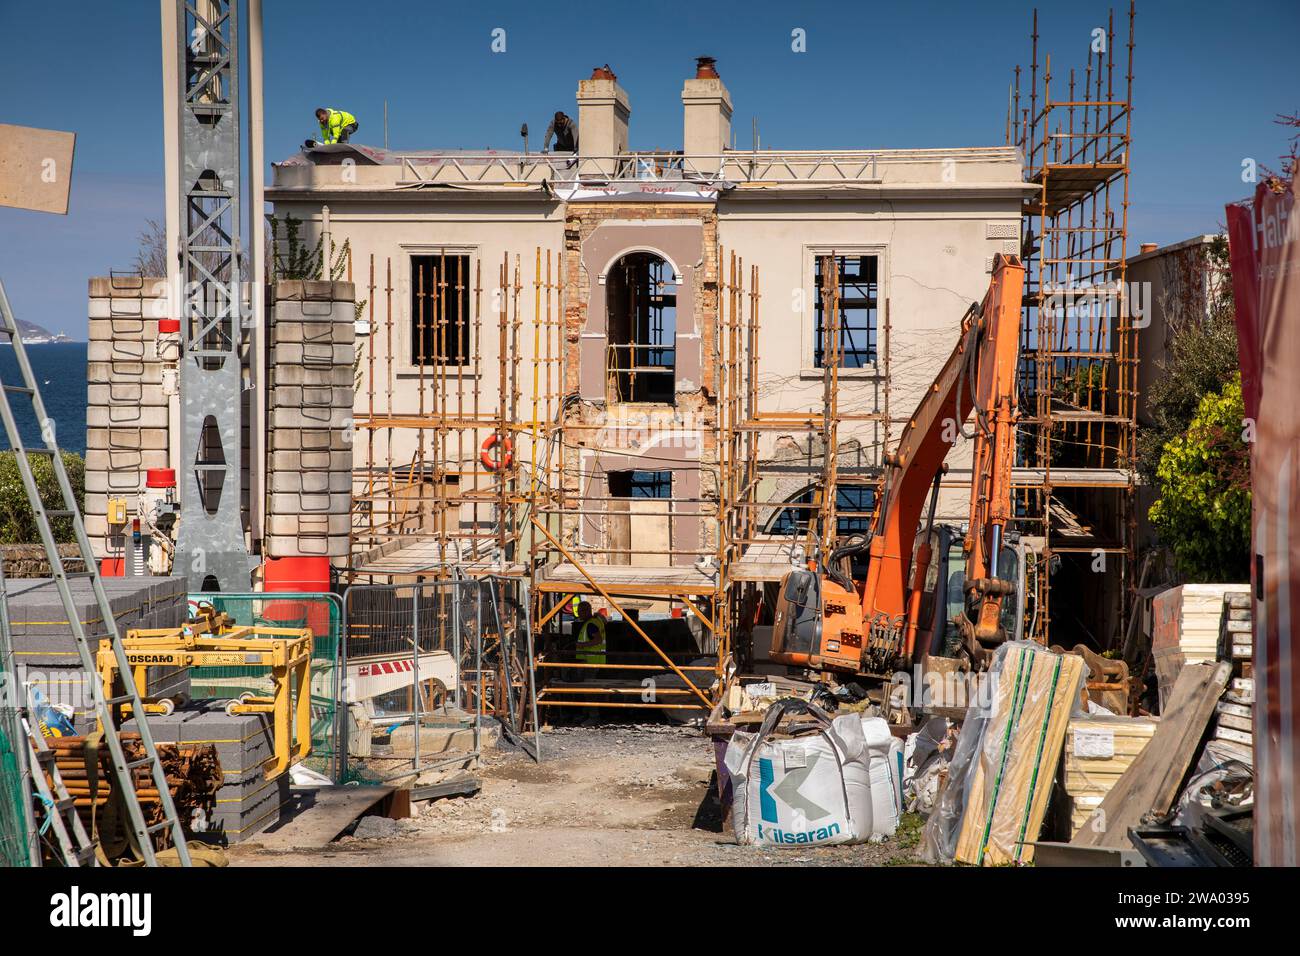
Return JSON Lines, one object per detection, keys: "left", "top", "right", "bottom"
{"left": 717, "top": 192, "right": 1023, "bottom": 522}
{"left": 270, "top": 197, "right": 565, "bottom": 481}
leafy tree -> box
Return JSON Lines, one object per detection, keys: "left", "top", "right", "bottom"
{"left": 1148, "top": 375, "right": 1251, "bottom": 582}
{"left": 1136, "top": 235, "right": 1239, "bottom": 484}
{"left": 0, "top": 451, "right": 85, "bottom": 544}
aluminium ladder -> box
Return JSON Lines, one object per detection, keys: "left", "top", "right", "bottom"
{"left": 22, "top": 710, "right": 97, "bottom": 866}
{"left": 0, "top": 278, "right": 190, "bottom": 866}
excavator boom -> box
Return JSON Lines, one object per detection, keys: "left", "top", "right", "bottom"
{"left": 770, "top": 254, "right": 1025, "bottom": 676}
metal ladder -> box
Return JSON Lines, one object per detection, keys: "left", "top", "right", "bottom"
{"left": 0, "top": 279, "right": 190, "bottom": 866}
{"left": 22, "top": 708, "right": 97, "bottom": 866}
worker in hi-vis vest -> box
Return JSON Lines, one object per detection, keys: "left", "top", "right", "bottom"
{"left": 574, "top": 601, "right": 607, "bottom": 675}
{"left": 313, "top": 107, "right": 358, "bottom": 145}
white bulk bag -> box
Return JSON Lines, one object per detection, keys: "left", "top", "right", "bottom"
{"left": 724, "top": 699, "right": 875, "bottom": 846}
{"left": 860, "top": 715, "right": 905, "bottom": 837}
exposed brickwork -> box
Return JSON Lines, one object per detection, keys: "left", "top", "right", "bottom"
{"left": 559, "top": 202, "right": 720, "bottom": 564}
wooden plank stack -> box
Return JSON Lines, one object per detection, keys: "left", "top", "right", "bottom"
{"left": 1071, "top": 661, "right": 1232, "bottom": 848}
{"left": 953, "top": 643, "right": 1086, "bottom": 866}
{"left": 1209, "top": 591, "right": 1254, "bottom": 766}
{"left": 1062, "top": 715, "right": 1159, "bottom": 837}
{"left": 1151, "top": 584, "right": 1250, "bottom": 709}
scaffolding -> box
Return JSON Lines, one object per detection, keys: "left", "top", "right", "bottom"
{"left": 348, "top": 249, "right": 563, "bottom": 580}
{"left": 1011, "top": 3, "right": 1137, "bottom": 647}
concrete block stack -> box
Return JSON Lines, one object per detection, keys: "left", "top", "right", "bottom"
{"left": 84, "top": 276, "right": 177, "bottom": 561}
{"left": 5, "top": 575, "right": 189, "bottom": 733}
{"left": 267, "top": 280, "right": 355, "bottom": 562}
{"left": 125, "top": 700, "right": 291, "bottom": 843}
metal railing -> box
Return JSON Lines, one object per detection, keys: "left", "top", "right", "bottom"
{"left": 392, "top": 149, "right": 898, "bottom": 187}
{"left": 342, "top": 576, "right": 538, "bottom": 779}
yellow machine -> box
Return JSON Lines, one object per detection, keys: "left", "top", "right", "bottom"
{"left": 97, "top": 606, "right": 313, "bottom": 778}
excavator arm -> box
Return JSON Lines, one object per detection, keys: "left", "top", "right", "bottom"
{"left": 770, "top": 254, "right": 1025, "bottom": 677}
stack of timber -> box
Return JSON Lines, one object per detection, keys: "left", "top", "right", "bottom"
{"left": 1209, "top": 591, "right": 1254, "bottom": 766}
{"left": 1151, "top": 584, "right": 1250, "bottom": 709}
{"left": 267, "top": 280, "right": 355, "bottom": 562}
{"left": 1062, "top": 715, "right": 1159, "bottom": 837}
{"left": 1071, "top": 661, "right": 1232, "bottom": 849}
{"left": 39, "top": 732, "right": 221, "bottom": 859}
{"left": 84, "top": 276, "right": 176, "bottom": 563}
{"left": 953, "top": 643, "right": 1086, "bottom": 866}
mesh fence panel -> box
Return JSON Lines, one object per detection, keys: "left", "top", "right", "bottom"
{"left": 0, "top": 606, "right": 32, "bottom": 866}
{"left": 186, "top": 592, "right": 345, "bottom": 782}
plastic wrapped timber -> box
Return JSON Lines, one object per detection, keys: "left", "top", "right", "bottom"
{"left": 922, "top": 641, "right": 1086, "bottom": 866}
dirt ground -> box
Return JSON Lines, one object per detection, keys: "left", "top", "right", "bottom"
{"left": 230, "top": 722, "right": 924, "bottom": 867}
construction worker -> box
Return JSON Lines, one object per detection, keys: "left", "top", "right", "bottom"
{"left": 574, "top": 601, "right": 607, "bottom": 676}
{"left": 543, "top": 111, "right": 578, "bottom": 153}
{"left": 314, "top": 107, "right": 358, "bottom": 146}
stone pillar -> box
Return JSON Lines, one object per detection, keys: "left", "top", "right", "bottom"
{"left": 84, "top": 277, "right": 174, "bottom": 564}
{"left": 266, "top": 280, "right": 355, "bottom": 563}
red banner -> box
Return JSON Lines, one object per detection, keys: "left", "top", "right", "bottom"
{"left": 1229, "top": 180, "right": 1300, "bottom": 867}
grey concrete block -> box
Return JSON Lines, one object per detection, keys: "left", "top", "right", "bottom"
{"left": 85, "top": 427, "right": 170, "bottom": 451}
{"left": 265, "top": 513, "right": 352, "bottom": 537}
{"left": 268, "top": 491, "right": 351, "bottom": 515}
{"left": 87, "top": 339, "right": 163, "bottom": 364}
{"left": 204, "top": 773, "right": 290, "bottom": 844}
{"left": 271, "top": 364, "right": 354, "bottom": 388}
{"left": 269, "top": 405, "right": 352, "bottom": 431}
{"left": 85, "top": 448, "right": 170, "bottom": 472}
{"left": 272, "top": 279, "right": 355, "bottom": 304}
{"left": 269, "top": 427, "right": 351, "bottom": 453}
{"left": 269, "top": 470, "right": 353, "bottom": 495}
{"left": 265, "top": 534, "right": 351, "bottom": 559}
{"left": 272, "top": 321, "right": 355, "bottom": 345}
{"left": 270, "top": 385, "right": 354, "bottom": 410}
{"left": 87, "top": 383, "right": 169, "bottom": 407}
{"left": 271, "top": 342, "right": 355, "bottom": 366}
{"left": 87, "top": 361, "right": 165, "bottom": 385}
{"left": 124, "top": 700, "right": 276, "bottom": 780}
{"left": 86, "top": 405, "right": 169, "bottom": 429}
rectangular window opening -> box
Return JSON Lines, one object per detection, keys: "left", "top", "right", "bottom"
{"left": 607, "top": 469, "right": 672, "bottom": 499}
{"left": 815, "top": 254, "right": 879, "bottom": 369}
{"left": 410, "top": 254, "right": 470, "bottom": 366}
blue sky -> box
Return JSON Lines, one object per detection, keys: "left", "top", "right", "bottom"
{"left": 1, "top": 0, "right": 1296, "bottom": 338}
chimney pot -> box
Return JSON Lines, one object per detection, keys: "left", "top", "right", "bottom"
{"left": 1139, "top": 242, "right": 1158, "bottom": 254}
{"left": 695, "top": 56, "right": 719, "bottom": 79}
{"left": 591, "top": 63, "right": 617, "bottom": 81}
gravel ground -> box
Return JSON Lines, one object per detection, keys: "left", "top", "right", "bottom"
{"left": 231, "top": 721, "right": 925, "bottom": 867}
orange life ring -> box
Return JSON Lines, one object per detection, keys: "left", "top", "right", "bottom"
{"left": 481, "top": 433, "right": 513, "bottom": 471}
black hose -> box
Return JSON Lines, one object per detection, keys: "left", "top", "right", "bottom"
{"left": 824, "top": 532, "right": 869, "bottom": 593}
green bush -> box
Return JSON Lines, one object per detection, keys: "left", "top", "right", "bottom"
{"left": 0, "top": 451, "right": 85, "bottom": 544}
{"left": 1148, "top": 376, "right": 1251, "bottom": 582}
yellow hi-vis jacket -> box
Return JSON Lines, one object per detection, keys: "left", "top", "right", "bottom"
{"left": 576, "top": 615, "right": 607, "bottom": 666}
{"left": 319, "top": 109, "right": 357, "bottom": 144}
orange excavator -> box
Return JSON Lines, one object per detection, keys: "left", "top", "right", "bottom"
{"left": 771, "top": 253, "right": 1026, "bottom": 678}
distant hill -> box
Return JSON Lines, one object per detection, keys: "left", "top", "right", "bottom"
{"left": 14, "top": 319, "right": 70, "bottom": 344}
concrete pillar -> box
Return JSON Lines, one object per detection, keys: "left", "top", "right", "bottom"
{"left": 577, "top": 65, "right": 630, "bottom": 176}
{"left": 682, "top": 57, "right": 732, "bottom": 175}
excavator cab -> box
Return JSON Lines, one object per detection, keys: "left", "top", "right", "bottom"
{"left": 771, "top": 568, "right": 821, "bottom": 659}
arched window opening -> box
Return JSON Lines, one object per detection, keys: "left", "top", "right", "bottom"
{"left": 606, "top": 252, "right": 676, "bottom": 403}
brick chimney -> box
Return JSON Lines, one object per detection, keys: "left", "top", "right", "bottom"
{"left": 577, "top": 64, "right": 630, "bottom": 174}
{"left": 682, "top": 57, "right": 732, "bottom": 174}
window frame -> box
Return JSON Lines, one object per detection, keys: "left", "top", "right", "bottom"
{"left": 802, "top": 244, "right": 887, "bottom": 378}
{"left": 399, "top": 245, "right": 477, "bottom": 374}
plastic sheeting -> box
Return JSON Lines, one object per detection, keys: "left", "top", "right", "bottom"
{"left": 922, "top": 641, "right": 1085, "bottom": 865}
